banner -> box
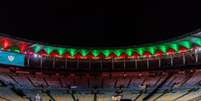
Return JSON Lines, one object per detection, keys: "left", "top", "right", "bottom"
{"left": 0, "top": 51, "right": 25, "bottom": 67}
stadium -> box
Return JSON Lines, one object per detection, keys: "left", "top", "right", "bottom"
{"left": 0, "top": 29, "right": 200, "bottom": 101}
{"left": 1, "top": 0, "right": 201, "bottom": 101}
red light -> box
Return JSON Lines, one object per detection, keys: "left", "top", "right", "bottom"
{"left": 132, "top": 52, "right": 140, "bottom": 58}
{"left": 19, "top": 43, "right": 27, "bottom": 53}
{"left": 2, "top": 39, "right": 9, "bottom": 49}
{"left": 85, "top": 55, "right": 93, "bottom": 59}
{"left": 167, "top": 49, "right": 175, "bottom": 55}
{"left": 118, "top": 56, "right": 124, "bottom": 59}
{"left": 108, "top": 52, "right": 116, "bottom": 59}
{"left": 63, "top": 52, "right": 70, "bottom": 58}
{"left": 26, "top": 48, "right": 34, "bottom": 55}
{"left": 50, "top": 51, "right": 59, "bottom": 57}
{"left": 74, "top": 53, "right": 82, "bottom": 59}
{"left": 179, "top": 47, "right": 187, "bottom": 53}
{"left": 38, "top": 50, "right": 47, "bottom": 56}
{"left": 96, "top": 53, "right": 104, "bottom": 59}
{"left": 154, "top": 51, "right": 163, "bottom": 57}
{"left": 119, "top": 53, "right": 128, "bottom": 59}
{"left": 27, "top": 51, "right": 34, "bottom": 55}
{"left": 143, "top": 52, "right": 151, "bottom": 58}
{"left": 94, "top": 56, "right": 102, "bottom": 59}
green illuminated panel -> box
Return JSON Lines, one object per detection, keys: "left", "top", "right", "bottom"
{"left": 68, "top": 48, "right": 77, "bottom": 56}
{"left": 33, "top": 45, "right": 42, "bottom": 53}
{"left": 136, "top": 48, "right": 144, "bottom": 55}
{"left": 80, "top": 49, "right": 89, "bottom": 56}
{"left": 58, "top": 48, "right": 65, "bottom": 55}
{"left": 180, "top": 41, "right": 191, "bottom": 48}
{"left": 44, "top": 46, "right": 54, "bottom": 55}
{"left": 125, "top": 49, "right": 133, "bottom": 56}
{"left": 159, "top": 45, "right": 167, "bottom": 53}
{"left": 103, "top": 50, "right": 111, "bottom": 57}
{"left": 92, "top": 50, "right": 100, "bottom": 57}
{"left": 148, "top": 47, "right": 156, "bottom": 55}
{"left": 192, "top": 37, "right": 201, "bottom": 46}
{"left": 113, "top": 49, "right": 122, "bottom": 56}
{"left": 170, "top": 43, "right": 179, "bottom": 52}
{"left": 10, "top": 47, "right": 20, "bottom": 53}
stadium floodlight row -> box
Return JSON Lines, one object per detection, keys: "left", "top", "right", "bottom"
{"left": 0, "top": 29, "right": 201, "bottom": 71}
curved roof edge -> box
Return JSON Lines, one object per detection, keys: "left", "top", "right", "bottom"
{"left": 0, "top": 28, "right": 200, "bottom": 49}
{"left": 0, "top": 28, "right": 200, "bottom": 59}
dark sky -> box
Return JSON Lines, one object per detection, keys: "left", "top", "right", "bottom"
{"left": 0, "top": 0, "right": 201, "bottom": 47}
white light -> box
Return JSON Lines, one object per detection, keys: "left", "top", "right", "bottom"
{"left": 112, "top": 95, "right": 122, "bottom": 101}
{"left": 195, "top": 47, "right": 201, "bottom": 53}
{"left": 33, "top": 54, "right": 41, "bottom": 58}
{"left": 198, "top": 47, "right": 201, "bottom": 51}
{"left": 33, "top": 54, "right": 38, "bottom": 58}
{"left": 38, "top": 55, "right": 42, "bottom": 58}
{"left": 70, "top": 85, "right": 78, "bottom": 89}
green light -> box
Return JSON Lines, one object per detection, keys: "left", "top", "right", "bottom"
{"left": 14, "top": 49, "right": 20, "bottom": 53}
{"left": 58, "top": 48, "right": 65, "bottom": 55}
{"left": 33, "top": 45, "right": 42, "bottom": 53}
{"left": 44, "top": 46, "right": 54, "bottom": 55}
{"left": 125, "top": 49, "right": 133, "bottom": 56}
{"left": 180, "top": 41, "right": 191, "bottom": 48}
{"left": 10, "top": 47, "right": 20, "bottom": 53}
{"left": 192, "top": 37, "right": 201, "bottom": 46}
{"left": 68, "top": 48, "right": 77, "bottom": 56}
{"left": 92, "top": 50, "right": 100, "bottom": 57}
{"left": 148, "top": 47, "right": 156, "bottom": 55}
{"left": 103, "top": 50, "right": 111, "bottom": 57}
{"left": 170, "top": 43, "right": 178, "bottom": 52}
{"left": 80, "top": 49, "right": 89, "bottom": 56}
{"left": 136, "top": 48, "right": 144, "bottom": 55}
{"left": 159, "top": 45, "right": 167, "bottom": 53}
{"left": 113, "top": 49, "right": 122, "bottom": 56}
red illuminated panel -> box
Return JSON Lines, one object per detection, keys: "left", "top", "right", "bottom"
{"left": 2, "top": 39, "right": 9, "bottom": 49}
{"left": 167, "top": 48, "right": 176, "bottom": 55}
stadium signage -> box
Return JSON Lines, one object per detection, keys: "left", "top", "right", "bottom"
{"left": 0, "top": 51, "right": 25, "bottom": 67}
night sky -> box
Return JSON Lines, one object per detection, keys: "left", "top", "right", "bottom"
{"left": 0, "top": 0, "right": 201, "bottom": 47}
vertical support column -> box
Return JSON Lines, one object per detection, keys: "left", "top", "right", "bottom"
{"left": 123, "top": 58, "right": 126, "bottom": 70}
{"left": 94, "top": 92, "right": 97, "bottom": 101}
{"left": 100, "top": 59, "right": 103, "bottom": 71}
{"left": 195, "top": 50, "right": 198, "bottom": 63}
{"left": 112, "top": 58, "right": 114, "bottom": 70}
{"left": 77, "top": 58, "right": 79, "bottom": 70}
{"left": 146, "top": 58, "right": 149, "bottom": 69}
{"left": 170, "top": 55, "right": 173, "bottom": 66}
{"left": 196, "top": 54, "right": 198, "bottom": 63}
{"left": 53, "top": 57, "right": 56, "bottom": 69}
{"left": 65, "top": 58, "right": 67, "bottom": 70}
{"left": 27, "top": 55, "right": 30, "bottom": 67}
{"left": 182, "top": 54, "right": 186, "bottom": 65}
{"left": 89, "top": 59, "right": 91, "bottom": 71}
{"left": 40, "top": 56, "right": 43, "bottom": 72}
{"left": 135, "top": 59, "right": 138, "bottom": 70}
{"left": 158, "top": 57, "right": 161, "bottom": 68}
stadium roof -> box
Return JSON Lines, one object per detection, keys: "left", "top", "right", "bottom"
{"left": 0, "top": 29, "right": 201, "bottom": 60}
